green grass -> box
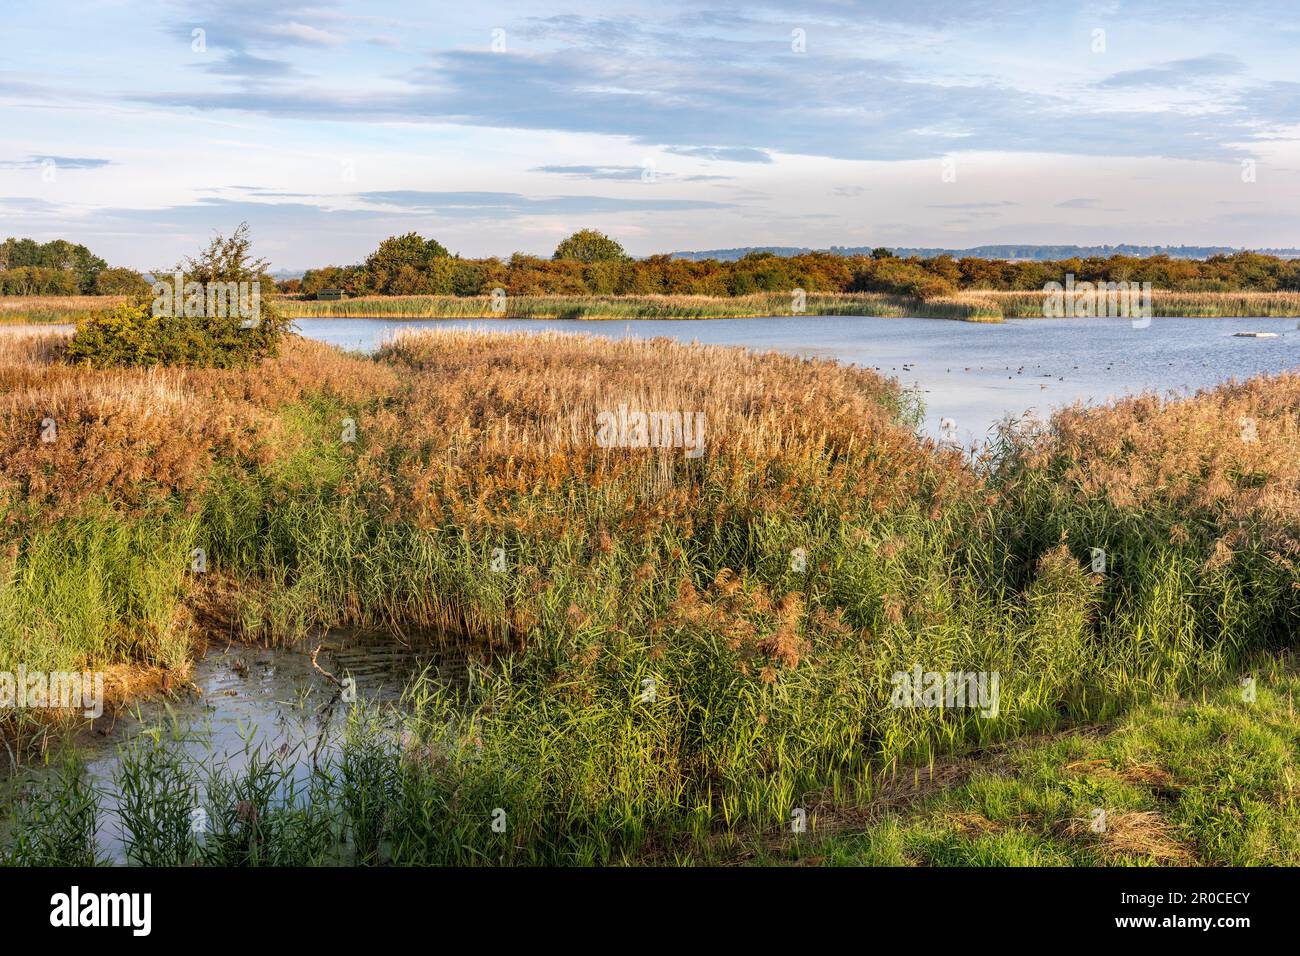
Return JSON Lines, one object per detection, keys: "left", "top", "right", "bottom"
{"left": 280, "top": 290, "right": 1300, "bottom": 321}
{"left": 3, "top": 460, "right": 1288, "bottom": 864}
{"left": 0, "top": 510, "right": 197, "bottom": 675}
{"left": 5, "top": 651, "right": 1295, "bottom": 867}
{"left": 746, "top": 652, "right": 1300, "bottom": 866}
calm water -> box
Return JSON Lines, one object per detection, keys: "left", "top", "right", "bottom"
{"left": 31, "top": 632, "right": 466, "bottom": 862}
{"left": 294, "top": 315, "right": 1300, "bottom": 445}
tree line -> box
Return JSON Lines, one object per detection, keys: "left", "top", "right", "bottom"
{"left": 0, "top": 237, "right": 149, "bottom": 296}
{"left": 287, "top": 229, "right": 1300, "bottom": 299}
{"left": 8, "top": 228, "right": 1300, "bottom": 301}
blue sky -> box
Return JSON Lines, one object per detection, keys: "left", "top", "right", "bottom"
{"left": 2, "top": 0, "right": 1298, "bottom": 269}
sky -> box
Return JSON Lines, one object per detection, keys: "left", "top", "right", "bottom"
{"left": 2, "top": 0, "right": 1299, "bottom": 270}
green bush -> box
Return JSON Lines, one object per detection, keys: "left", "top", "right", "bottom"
{"left": 64, "top": 224, "right": 292, "bottom": 368}
{"left": 65, "top": 293, "right": 291, "bottom": 368}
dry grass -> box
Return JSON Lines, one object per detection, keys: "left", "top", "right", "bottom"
{"left": 368, "top": 328, "right": 949, "bottom": 531}
{"left": 0, "top": 295, "right": 123, "bottom": 325}
{"left": 1066, "top": 809, "right": 1194, "bottom": 862}
{"left": 1064, "top": 757, "right": 1176, "bottom": 789}
{"left": 975, "top": 289, "right": 1300, "bottom": 318}
{"left": 0, "top": 326, "right": 942, "bottom": 537}
{"left": 1008, "top": 373, "right": 1300, "bottom": 557}
{"left": 0, "top": 332, "right": 401, "bottom": 517}
{"left": 13, "top": 322, "right": 1293, "bottom": 540}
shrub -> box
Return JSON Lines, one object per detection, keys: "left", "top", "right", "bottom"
{"left": 63, "top": 295, "right": 288, "bottom": 368}
{"left": 93, "top": 266, "right": 151, "bottom": 296}
{"left": 64, "top": 224, "right": 292, "bottom": 368}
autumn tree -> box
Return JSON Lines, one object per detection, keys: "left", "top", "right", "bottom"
{"left": 93, "top": 267, "right": 151, "bottom": 295}
{"left": 552, "top": 229, "right": 626, "bottom": 263}
{"left": 365, "top": 233, "right": 452, "bottom": 293}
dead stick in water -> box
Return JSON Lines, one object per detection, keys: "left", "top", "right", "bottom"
{"left": 309, "top": 643, "right": 347, "bottom": 766}
{"left": 310, "top": 643, "right": 345, "bottom": 689}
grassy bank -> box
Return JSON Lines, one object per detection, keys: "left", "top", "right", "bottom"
{"left": 744, "top": 651, "right": 1300, "bottom": 866}
{"left": 981, "top": 289, "right": 1300, "bottom": 318}
{"left": 222, "top": 288, "right": 1300, "bottom": 320}
{"left": 284, "top": 291, "right": 1003, "bottom": 321}
{"left": 2, "top": 327, "right": 1297, "bottom": 863}
{"left": 0, "top": 295, "right": 124, "bottom": 325}
{"left": 0, "top": 291, "right": 998, "bottom": 324}
{"left": 282, "top": 289, "right": 1300, "bottom": 320}
{"left": 8, "top": 290, "right": 1300, "bottom": 326}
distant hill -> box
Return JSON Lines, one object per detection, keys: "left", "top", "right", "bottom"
{"left": 668, "top": 246, "right": 814, "bottom": 261}
{"left": 669, "top": 244, "right": 1300, "bottom": 262}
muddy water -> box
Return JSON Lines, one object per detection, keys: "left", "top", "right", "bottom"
{"left": 63, "top": 631, "right": 466, "bottom": 861}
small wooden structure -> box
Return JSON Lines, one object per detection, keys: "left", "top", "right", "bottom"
{"left": 316, "top": 289, "right": 347, "bottom": 301}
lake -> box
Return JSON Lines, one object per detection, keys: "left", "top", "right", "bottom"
{"left": 293, "top": 315, "right": 1300, "bottom": 445}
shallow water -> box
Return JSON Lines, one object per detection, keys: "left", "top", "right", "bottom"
{"left": 293, "top": 315, "right": 1300, "bottom": 445}
{"left": 35, "top": 632, "right": 465, "bottom": 862}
